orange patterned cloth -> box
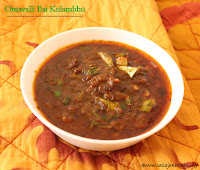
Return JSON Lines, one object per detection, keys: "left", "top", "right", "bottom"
{"left": 0, "top": 0, "right": 200, "bottom": 169}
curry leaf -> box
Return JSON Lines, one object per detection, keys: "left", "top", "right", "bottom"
{"left": 117, "top": 66, "right": 141, "bottom": 78}
{"left": 54, "top": 90, "right": 61, "bottom": 97}
{"left": 97, "top": 52, "right": 114, "bottom": 67}
{"left": 141, "top": 99, "right": 156, "bottom": 112}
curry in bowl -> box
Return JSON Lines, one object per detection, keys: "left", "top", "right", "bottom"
{"left": 34, "top": 40, "right": 171, "bottom": 140}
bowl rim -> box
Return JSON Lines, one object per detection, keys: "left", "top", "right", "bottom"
{"left": 21, "top": 27, "right": 184, "bottom": 145}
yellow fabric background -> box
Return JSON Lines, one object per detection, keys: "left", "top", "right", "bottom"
{"left": 0, "top": 0, "right": 199, "bottom": 169}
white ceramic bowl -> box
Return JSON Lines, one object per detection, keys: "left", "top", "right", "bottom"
{"left": 21, "top": 27, "right": 184, "bottom": 151}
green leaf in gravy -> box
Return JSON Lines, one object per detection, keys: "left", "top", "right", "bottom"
{"left": 54, "top": 90, "right": 61, "bottom": 97}
{"left": 97, "top": 97, "right": 116, "bottom": 110}
{"left": 117, "top": 66, "right": 141, "bottom": 78}
{"left": 90, "top": 67, "right": 100, "bottom": 75}
{"left": 57, "top": 79, "right": 62, "bottom": 86}
{"left": 141, "top": 99, "right": 156, "bottom": 112}
{"left": 83, "top": 67, "right": 100, "bottom": 75}
{"left": 97, "top": 52, "right": 114, "bottom": 67}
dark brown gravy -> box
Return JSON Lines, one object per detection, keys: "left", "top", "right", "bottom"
{"left": 34, "top": 41, "right": 171, "bottom": 140}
